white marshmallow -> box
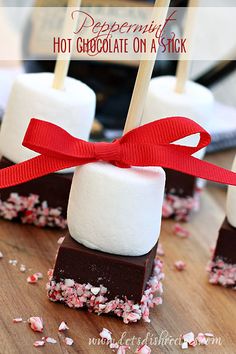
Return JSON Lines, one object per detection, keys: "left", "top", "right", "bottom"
{"left": 226, "top": 154, "right": 236, "bottom": 227}
{"left": 0, "top": 72, "right": 96, "bottom": 173}
{"left": 142, "top": 75, "right": 214, "bottom": 159}
{"left": 67, "top": 162, "right": 166, "bottom": 256}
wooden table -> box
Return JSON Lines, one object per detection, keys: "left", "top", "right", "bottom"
{"left": 0, "top": 150, "right": 235, "bottom": 354}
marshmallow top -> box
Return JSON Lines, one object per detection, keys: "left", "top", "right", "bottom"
{"left": 142, "top": 75, "right": 214, "bottom": 159}
{"left": 226, "top": 154, "right": 236, "bottom": 227}
{"left": 0, "top": 73, "right": 96, "bottom": 173}
{"left": 67, "top": 162, "right": 165, "bottom": 256}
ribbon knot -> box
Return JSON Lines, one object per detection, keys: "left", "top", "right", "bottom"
{"left": 93, "top": 141, "right": 121, "bottom": 162}
{"left": 0, "top": 116, "right": 236, "bottom": 189}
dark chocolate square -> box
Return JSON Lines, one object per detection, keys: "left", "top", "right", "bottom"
{"left": 53, "top": 233, "right": 158, "bottom": 302}
{"left": 165, "top": 168, "right": 196, "bottom": 197}
{"left": 214, "top": 217, "right": 236, "bottom": 264}
{"left": 0, "top": 157, "right": 72, "bottom": 217}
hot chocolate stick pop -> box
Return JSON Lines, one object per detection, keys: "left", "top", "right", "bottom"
{"left": 209, "top": 154, "right": 236, "bottom": 288}
{"left": 142, "top": 0, "right": 214, "bottom": 221}
{"left": 48, "top": 0, "right": 171, "bottom": 323}
{"left": 0, "top": 0, "right": 95, "bottom": 228}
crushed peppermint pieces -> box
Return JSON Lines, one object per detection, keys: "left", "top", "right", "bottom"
{"left": 208, "top": 257, "right": 236, "bottom": 289}
{"left": 0, "top": 193, "right": 67, "bottom": 229}
{"left": 45, "top": 337, "right": 57, "bottom": 344}
{"left": 0, "top": 251, "right": 3, "bottom": 259}
{"left": 58, "top": 321, "right": 69, "bottom": 331}
{"left": 117, "top": 345, "right": 130, "bottom": 354}
{"left": 180, "top": 332, "right": 215, "bottom": 349}
{"left": 27, "top": 274, "right": 38, "bottom": 284}
{"left": 13, "top": 318, "right": 23, "bottom": 323}
{"left": 99, "top": 328, "right": 112, "bottom": 342}
{"left": 174, "top": 260, "right": 186, "bottom": 271}
{"left": 33, "top": 340, "right": 45, "bottom": 347}
{"left": 9, "top": 259, "right": 18, "bottom": 266}
{"left": 28, "top": 317, "right": 44, "bottom": 332}
{"left": 172, "top": 223, "right": 190, "bottom": 238}
{"left": 162, "top": 192, "right": 200, "bottom": 221}
{"left": 47, "top": 258, "right": 164, "bottom": 324}
{"left": 20, "top": 264, "right": 26, "bottom": 273}
{"left": 156, "top": 243, "right": 164, "bottom": 256}
{"left": 64, "top": 337, "right": 74, "bottom": 346}
{"left": 135, "top": 344, "right": 152, "bottom": 353}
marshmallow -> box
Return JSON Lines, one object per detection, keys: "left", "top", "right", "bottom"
{"left": 0, "top": 73, "right": 96, "bottom": 173}
{"left": 142, "top": 75, "right": 214, "bottom": 159}
{"left": 226, "top": 154, "right": 236, "bottom": 227}
{"left": 67, "top": 162, "right": 165, "bottom": 256}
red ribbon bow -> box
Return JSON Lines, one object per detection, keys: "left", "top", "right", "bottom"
{"left": 0, "top": 116, "right": 236, "bottom": 188}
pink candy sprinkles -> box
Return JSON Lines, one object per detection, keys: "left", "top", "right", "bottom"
{"left": 0, "top": 193, "right": 67, "bottom": 228}
{"left": 47, "top": 258, "right": 164, "bottom": 324}
{"left": 162, "top": 192, "right": 200, "bottom": 221}
{"left": 208, "top": 258, "right": 236, "bottom": 289}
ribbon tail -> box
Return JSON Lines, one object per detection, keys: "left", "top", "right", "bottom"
{"left": 157, "top": 149, "right": 236, "bottom": 186}
{"left": 0, "top": 155, "right": 93, "bottom": 189}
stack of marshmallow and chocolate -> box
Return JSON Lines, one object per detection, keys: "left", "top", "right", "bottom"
{"left": 209, "top": 155, "right": 236, "bottom": 288}
{"left": 143, "top": 76, "right": 214, "bottom": 221}
{"left": 0, "top": 73, "right": 95, "bottom": 228}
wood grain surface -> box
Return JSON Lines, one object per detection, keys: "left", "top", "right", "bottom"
{"left": 0, "top": 151, "right": 235, "bottom": 354}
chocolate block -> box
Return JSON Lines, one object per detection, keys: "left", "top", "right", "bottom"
{"left": 214, "top": 217, "right": 236, "bottom": 264}
{"left": 53, "top": 233, "right": 158, "bottom": 302}
{"left": 165, "top": 168, "right": 196, "bottom": 197}
{"left": 0, "top": 157, "right": 72, "bottom": 227}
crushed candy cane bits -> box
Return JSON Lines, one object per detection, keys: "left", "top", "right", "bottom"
{"left": 117, "top": 345, "right": 130, "bottom": 354}
{"left": 173, "top": 223, "right": 190, "bottom": 238}
{"left": 135, "top": 344, "right": 152, "bottom": 353}
{"left": 174, "top": 260, "right": 186, "bottom": 271}
{"left": 207, "top": 257, "right": 236, "bottom": 289}
{"left": 0, "top": 193, "right": 67, "bottom": 229}
{"left": 0, "top": 251, "right": 3, "bottom": 259}
{"left": 33, "top": 340, "right": 45, "bottom": 347}
{"left": 64, "top": 337, "right": 74, "bottom": 346}
{"left": 99, "top": 328, "right": 112, "bottom": 342}
{"left": 47, "top": 258, "right": 164, "bottom": 324}
{"left": 58, "top": 321, "right": 69, "bottom": 331}
{"left": 162, "top": 192, "right": 200, "bottom": 222}
{"left": 28, "top": 316, "right": 44, "bottom": 332}
{"left": 13, "top": 318, "right": 23, "bottom": 323}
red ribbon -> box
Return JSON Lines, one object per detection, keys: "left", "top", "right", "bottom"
{"left": 0, "top": 116, "right": 236, "bottom": 188}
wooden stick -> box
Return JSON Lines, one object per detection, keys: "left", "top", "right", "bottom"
{"left": 52, "top": 0, "right": 81, "bottom": 90}
{"left": 175, "top": 0, "right": 199, "bottom": 94}
{"left": 123, "top": 0, "right": 171, "bottom": 134}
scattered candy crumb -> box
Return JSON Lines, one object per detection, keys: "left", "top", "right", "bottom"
{"left": 58, "top": 321, "right": 69, "bottom": 331}
{"left": 180, "top": 332, "right": 215, "bottom": 349}
{"left": 9, "top": 259, "right": 18, "bottom": 266}
{"left": 0, "top": 251, "right": 3, "bottom": 258}
{"left": 27, "top": 274, "right": 38, "bottom": 284}
{"left": 28, "top": 317, "right": 44, "bottom": 333}
{"left": 135, "top": 344, "right": 152, "bottom": 353}
{"left": 33, "top": 340, "right": 45, "bottom": 347}
{"left": 174, "top": 260, "right": 186, "bottom": 271}
{"left": 13, "top": 318, "right": 23, "bottom": 323}
{"left": 110, "top": 342, "right": 119, "bottom": 349}
{"left": 45, "top": 337, "right": 57, "bottom": 344}
{"left": 64, "top": 337, "right": 74, "bottom": 346}
{"left": 99, "top": 328, "right": 112, "bottom": 342}
{"left": 173, "top": 223, "right": 190, "bottom": 238}
{"left": 20, "top": 264, "right": 26, "bottom": 272}
{"left": 117, "top": 345, "right": 130, "bottom": 354}
{"left": 156, "top": 243, "right": 164, "bottom": 256}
